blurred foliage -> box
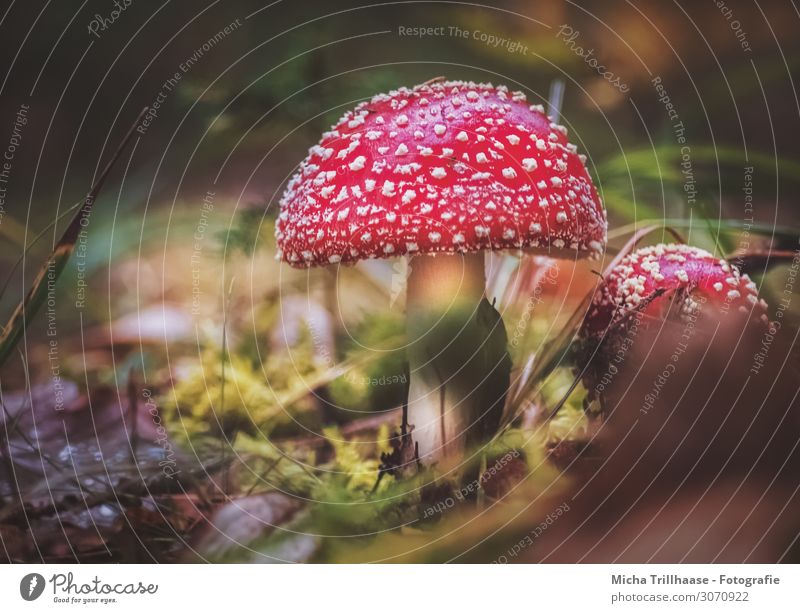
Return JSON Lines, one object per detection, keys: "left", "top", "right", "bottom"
{"left": 233, "top": 433, "right": 321, "bottom": 497}
{"left": 220, "top": 208, "right": 275, "bottom": 257}
{"left": 541, "top": 368, "right": 588, "bottom": 444}
{"left": 162, "top": 346, "right": 318, "bottom": 440}
{"left": 328, "top": 312, "right": 407, "bottom": 413}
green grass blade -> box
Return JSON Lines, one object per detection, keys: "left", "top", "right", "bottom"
{"left": 0, "top": 108, "right": 146, "bottom": 369}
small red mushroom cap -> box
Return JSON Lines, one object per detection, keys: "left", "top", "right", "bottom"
{"left": 276, "top": 80, "right": 606, "bottom": 267}
{"left": 581, "top": 243, "right": 769, "bottom": 340}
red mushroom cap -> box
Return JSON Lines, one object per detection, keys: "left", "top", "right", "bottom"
{"left": 276, "top": 80, "right": 606, "bottom": 267}
{"left": 581, "top": 243, "right": 769, "bottom": 339}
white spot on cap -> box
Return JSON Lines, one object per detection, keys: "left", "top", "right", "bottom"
{"left": 334, "top": 186, "right": 349, "bottom": 202}
{"left": 506, "top": 134, "right": 520, "bottom": 145}
{"left": 556, "top": 211, "right": 568, "bottom": 223}
{"left": 349, "top": 156, "right": 366, "bottom": 171}
{"left": 431, "top": 167, "right": 447, "bottom": 179}
{"left": 393, "top": 162, "right": 421, "bottom": 175}
{"left": 522, "top": 158, "right": 537, "bottom": 172}
{"left": 434, "top": 124, "right": 447, "bottom": 136}
{"left": 428, "top": 231, "right": 441, "bottom": 243}
{"left": 402, "top": 190, "right": 417, "bottom": 204}
{"left": 382, "top": 180, "right": 396, "bottom": 196}
{"left": 395, "top": 143, "right": 409, "bottom": 156}
{"left": 456, "top": 131, "right": 469, "bottom": 142}
{"left": 502, "top": 167, "right": 517, "bottom": 179}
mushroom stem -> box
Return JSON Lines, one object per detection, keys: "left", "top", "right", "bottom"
{"left": 406, "top": 252, "right": 511, "bottom": 462}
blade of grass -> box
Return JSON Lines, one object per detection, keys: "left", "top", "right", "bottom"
{"left": 608, "top": 218, "right": 797, "bottom": 242}
{"left": 501, "top": 224, "right": 678, "bottom": 429}
{"left": 220, "top": 276, "right": 235, "bottom": 496}
{"left": 0, "top": 199, "right": 83, "bottom": 300}
{"left": 599, "top": 146, "right": 800, "bottom": 182}
{"left": 0, "top": 107, "right": 147, "bottom": 369}
{"left": 696, "top": 199, "right": 731, "bottom": 256}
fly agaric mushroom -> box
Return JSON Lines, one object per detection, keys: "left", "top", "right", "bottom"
{"left": 276, "top": 80, "right": 606, "bottom": 461}
{"left": 579, "top": 243, "right": 769, "bottom": 412}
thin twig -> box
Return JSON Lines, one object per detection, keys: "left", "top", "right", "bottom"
{"left": 127, "top": 367, "right": 138, "bottom": 465}
{"left": 547, "top": 79, "right": 565, "bottom": 123}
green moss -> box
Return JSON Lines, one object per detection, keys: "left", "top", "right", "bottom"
{"left": 161, "top": 348, "right": 318, "bottom": 441}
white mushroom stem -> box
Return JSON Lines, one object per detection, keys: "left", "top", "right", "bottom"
{"left": 406, "top": 252, "right": 511, "bottom": 462}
